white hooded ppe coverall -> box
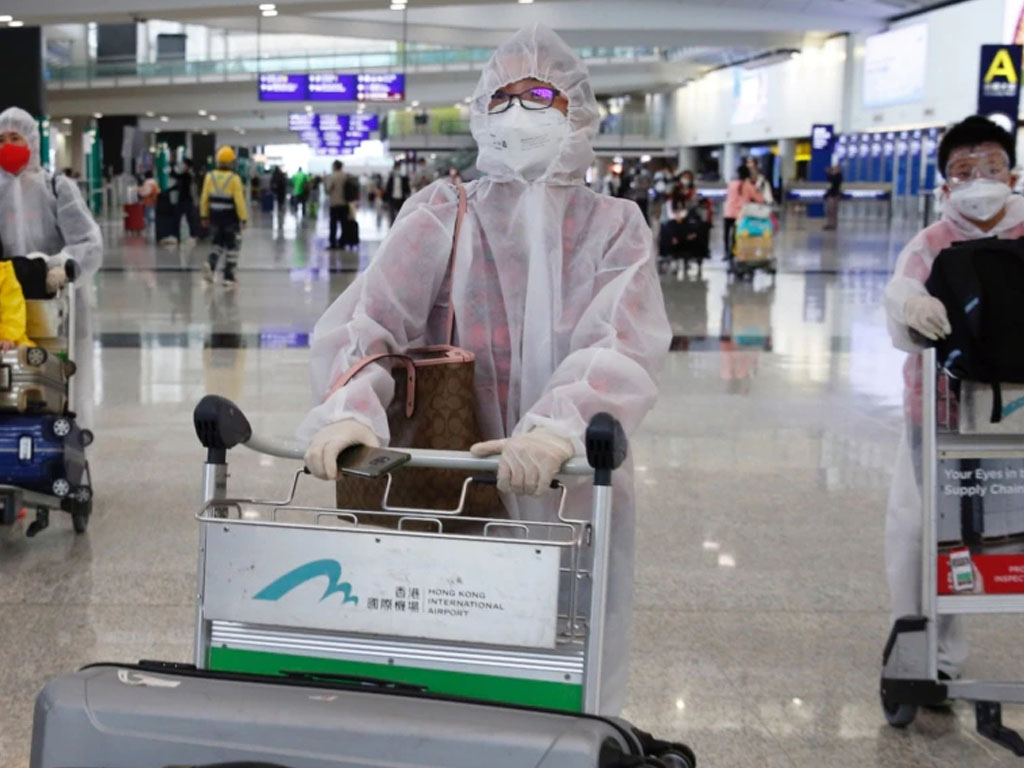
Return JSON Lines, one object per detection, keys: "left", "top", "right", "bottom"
{"left": 0, "top": 107, "right": 103, "bottom": 427}
{"left": 884, "top": 193, "right": 1024, "bottom": 675}
{"left": 299, "top": 24, "right": 672, "bottom": 713}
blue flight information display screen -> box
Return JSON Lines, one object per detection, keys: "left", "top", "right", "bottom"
{"left": 260, "top": 73, "right": 404, "bottom": 102}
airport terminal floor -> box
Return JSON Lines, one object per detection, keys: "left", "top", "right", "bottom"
{"left": 3, "top": 203, "right": 1023, "bottom": 767}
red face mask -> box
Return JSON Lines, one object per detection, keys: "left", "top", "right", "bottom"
{"left": 0, "top": 143, "right": 31, "bottom": 175}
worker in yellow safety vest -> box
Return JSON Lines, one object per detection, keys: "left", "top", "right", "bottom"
{"left": 200, "top": 145, "right": 248, "bottom": 286}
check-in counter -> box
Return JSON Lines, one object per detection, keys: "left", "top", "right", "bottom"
{"left": 783, "top": 181, "right": 893, "bottom": 222}
{"left": 695, "top": 181, "right": 727, "bottom": 218}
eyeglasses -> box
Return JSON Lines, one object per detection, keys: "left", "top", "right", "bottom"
{"left": 946, "top": 150, "right": 1011, "bottom": 186}
{"left": 488, "top": 86, "right": 562, "bottom": 114}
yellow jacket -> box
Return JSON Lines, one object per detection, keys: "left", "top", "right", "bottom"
{"left": 200, "top": 170, "right": 248, "bottom": 222}
{"left": 0, "top": 261, "right": 34, "bottom": 347}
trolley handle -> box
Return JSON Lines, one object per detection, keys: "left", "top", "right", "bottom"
{"left": 193, "top": 395, "right": 627, "bottom": 480}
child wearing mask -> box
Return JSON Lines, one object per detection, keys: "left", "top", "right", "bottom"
{"left": 884, "top": 115, "right": 1024, "bottom": 680}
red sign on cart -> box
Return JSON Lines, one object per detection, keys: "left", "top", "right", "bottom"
{"left": 938, "top": 551, "right": 1024, "bottom": 595}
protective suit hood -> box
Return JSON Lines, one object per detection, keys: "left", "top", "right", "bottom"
{"left": 0, "top": 107, "right": 41, "bottom": 172}
{"left": 471, "top": 23, "right": 598, "bottom": 185}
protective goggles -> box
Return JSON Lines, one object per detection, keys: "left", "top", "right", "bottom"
{"left": 487, "top": 86, "right": 562, "bottom": 114}
{"left": 945, "top": 149, "right": 1012, "bottom": 186}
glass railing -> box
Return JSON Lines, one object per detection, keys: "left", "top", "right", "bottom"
{"left": 46, "top": 46, "right": 665, "bottom": 85}
{"left": 388, "top": 113, "right": 666, "bottom": 140}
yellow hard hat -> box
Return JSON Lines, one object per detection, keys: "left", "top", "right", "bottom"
{"left": 216, "top": 146, "right": 236, "bottom": 164}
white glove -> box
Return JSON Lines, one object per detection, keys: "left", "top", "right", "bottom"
{"left": 304, "top": 420, "right": 380, "bottom": 480}
{"left": 45, "top": 266, "right": 67, "bottom": 294}
{"left": 904, "top": 295, "right": 952, "bottom": 341}
{"left": 470, "top": 428, "right": 575, "bottom": 497}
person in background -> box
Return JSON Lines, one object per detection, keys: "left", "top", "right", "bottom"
{"left": 299, "top": 23, "right": 670, "bottom": 714}
{"left": 291, "top": 167, "right": 310, "bottom": 218}
{"left": 671, "top": 171, "right": 714, "bottom": 229}
{"left": 884, "top": 115, "right": 1024, "bottom": 681}
{"left": 602, "top": 168, "right": 621, "bottom": 197}
{"left": 824, "top": 163, "right": 843, "bottom": 231}
{"left": 270, "top": 165, "right": 287, "bottom": 214}
{"left": 0, "top": 107, "right": 103, "bottom": 429}
{"left": 326, "top": 160, "right": 348, "bottom": 250}
{"left": 412, "top": 159, "right": 433, "bottom": 193}
{"left": 384, "top": 163, "right": 411, "bottom": 222}
{"left": 174, "top": 157, "right": 200, "bottom": 245}
{"left": 200, "top": 145, "right": 248, "bottom": 287}
{"left": 308, "top": 174, "right": 322, "bottom": 219}
{"left": 139, "top": 170, "right": 160, "bottom": 236}
{"left": 723, "top": 165, "right": 763, "bottom": 261}
{"left": 746, "top": 156, "right": 774, "bottom": 204}
{"left": 628, "top": 166, "right": 652, "bottom": 223}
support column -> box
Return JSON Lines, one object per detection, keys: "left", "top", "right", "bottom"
{"left": 777, "top": 138, "right": 797, "bottom": 186}
{"left": 722, "top": 143, "right": 739, "bottom": 182}
{"left": 69, "top": 116, "right": 88, "bottom": 177}
{"left": 676, "top": 146, "right": 698, "bottom": 174}
{"left": 0, "top": 27, "right": 45, "bottom": 117}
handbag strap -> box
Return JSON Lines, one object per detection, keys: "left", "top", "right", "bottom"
{"left": 445, "top": 178, "right": 467, "bottom": 346}
{"left": 325, "top": 352, "right": 417, "bottom": 418}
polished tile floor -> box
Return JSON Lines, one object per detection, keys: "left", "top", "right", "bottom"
{"left": 3, "top": 199, "right": 1023, "bottom": 767}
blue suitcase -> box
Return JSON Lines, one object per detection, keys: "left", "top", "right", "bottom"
{"left": 0, "top": 414, "right": 89, "bottom": 500}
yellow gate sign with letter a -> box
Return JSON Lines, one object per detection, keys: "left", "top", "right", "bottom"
{"left": 978, "top": 44, "right": 1023, "bottom": 130}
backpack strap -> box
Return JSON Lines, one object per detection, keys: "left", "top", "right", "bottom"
{"left": 443, "top": 178, "right": 467, "bottom": 346}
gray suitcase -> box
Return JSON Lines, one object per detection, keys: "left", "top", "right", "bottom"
{"left": 31, "top": 662, "right": 695, "bottom": 768}
{"left": 0, "top": 346, "right": 71, "bottom": 414}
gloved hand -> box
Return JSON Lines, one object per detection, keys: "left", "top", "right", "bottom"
{"left": 470, "top": 428, "right": 575, "bottom": 497}
{"left": 905, "top": 295, "right": 952, "bottom": 341}
{"left": 45, "top": 266, "right": 67, "bottom": 294}
{"left": 304, "top": 420, "right": 380, "bottom": 480}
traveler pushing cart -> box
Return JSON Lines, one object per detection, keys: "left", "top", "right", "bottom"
{"left": 0, "top": 257, "right": 93, "bottom": 536}
{"left": 881, "top": 347, "right": 1024, "bottom": 756}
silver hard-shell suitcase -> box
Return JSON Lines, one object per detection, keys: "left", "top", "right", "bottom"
{"left": 0, "top": 346, "right": 72, "bottom": 414}
{"left": 31, "top": 662, "right": 694, "bottom": 768}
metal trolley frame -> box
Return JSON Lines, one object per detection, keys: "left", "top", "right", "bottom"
{"left": 881, "top": 347, "right": 1024, "bottom": 756}
{"left": 191, "top": 396, "right": 626, "bottom": 715}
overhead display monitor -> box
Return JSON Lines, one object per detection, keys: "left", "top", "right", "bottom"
{"left": 862, "top": 24, "right": 928, "bottom": 108}
{"left": 259, "top": 74, "right": 307, "bottom": 102}
{"left": 261, "top": 73, "right": 405, "bottom": 102}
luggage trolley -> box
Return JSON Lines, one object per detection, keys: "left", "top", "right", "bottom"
{"left": 881, "top": 347, "right": 1024, "bottom": 756}
{"left": 192, "top": 395, "right": 626, "bottom": 715}
{"left": 0, "top": 258, "right": 93, "bottom": 536}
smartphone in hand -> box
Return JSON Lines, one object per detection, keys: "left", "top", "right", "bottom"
{"left": 337, "top": 445, "right": 411, "bottom": 479}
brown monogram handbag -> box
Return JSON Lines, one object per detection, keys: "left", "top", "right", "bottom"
{"left": 329, "top": 180, "right": 503, "bottom": 524}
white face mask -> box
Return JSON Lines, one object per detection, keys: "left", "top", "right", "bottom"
{"left": 482, "top": 103, "right": 569, "bottom": 181}
{"left": 948, "top": 178, "right": 1012, "bottom": 222}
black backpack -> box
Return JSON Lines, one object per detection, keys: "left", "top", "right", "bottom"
{"left": 343, "top": 176, "right": 360, "bottom": 203}
{"left": 925, "top": 236, "right": 1024, "bottom": 422}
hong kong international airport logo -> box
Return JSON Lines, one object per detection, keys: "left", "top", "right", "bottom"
{"left": 254, "top": 559, "right": 359, "bottom": 606}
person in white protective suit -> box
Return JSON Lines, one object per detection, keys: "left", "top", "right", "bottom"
{"left": 884, "top": 115, "right": 1024, "bottom": 678}
{"left": 299, "top": 23, "right": 672, "bottom": 714}
{"left": 0, "top": 107, "right": 103, "bottom": 428}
